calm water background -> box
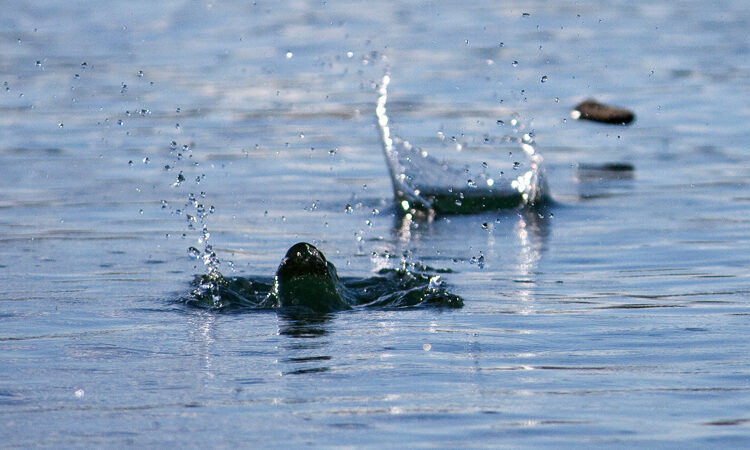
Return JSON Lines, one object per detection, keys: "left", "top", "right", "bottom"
{"left": 2, "top": 0, "right": 749, "bottom": 447}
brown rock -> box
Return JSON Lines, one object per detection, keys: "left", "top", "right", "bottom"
{"left": 571, "top": 99, "right": 635, "bottom": 125}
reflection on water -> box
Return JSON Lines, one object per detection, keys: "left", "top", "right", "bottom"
{"left": 278, "top": 312, "right": 334, "bottom": 375}
{"left": 513, "top": 212, "right": 549, "bottom": 314}
{"left": 185, "top": 311, "right": 218, "bottom": 383}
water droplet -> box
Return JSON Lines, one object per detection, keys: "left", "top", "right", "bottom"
{"left": 187, "top": 247, "right": 201, "bottom": 259}
{"left": 128, "top": 160, "right": 133, "bottom": 166}
{"left": 35, "top": 60, "right": 42, "bottom": 67}
{"left": 541, "top": 75, "right": 548, "bottom": 83}
{"left": 142, "top": 156, "right": 150, "bottom": 164}
{"left": 482, "top": 222, "right": 489, "bottom": 229}
{"left": 74, "top": 389, "right": 84, "bottom": 398}
{"left": 470, "top": 253, "right": 486, "bottom": 268}
{"left": 345, "top": 204, "right": 353, "bottom": 213}
{"left": 422, "top": 344, "right": 432, "bottom": 352}
{"left": 138, "top": 70, "right": 144, "bottom": 77}
{"left": 80, "top": 62, "right": 88, "bottom": 69}
{"left": 173, "top": 171, "right": 185, "bottom": 186}
{"left": 512, "top": 61, "right": 518, "bottom": 67}
{"left": 329, "top": 148, "right": 337, "bottom": 156}
{"left": 513, "top": 162, "right": 521, "bottom": 170}
{"left": 467, "top": 179, "right": 477, "bottom": 188}
{"left": 285, "top": 51, "right": 293, "bottom": 59}
{"left": 161, "top": 200, "right": 168, "bottom": 209}
{"left": 117, "top": 119, "right": 124, "bottom": 126}
{"left": 346, "top": 51, "right": 354, "bottom": 58}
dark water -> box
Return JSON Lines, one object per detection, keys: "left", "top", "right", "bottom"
{"left": 2, "top": 0, "right": 749, "bottom": 447}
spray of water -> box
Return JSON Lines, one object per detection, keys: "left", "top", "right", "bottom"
{"left": 163, "top": 140, "right": 222, "bottom": 306}
{"left": 375, "top": 72, "right": 548, "bottom": 215}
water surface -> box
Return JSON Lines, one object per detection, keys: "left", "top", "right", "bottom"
{"left": 1, "top": 0, "right": 749, "bottom": 447}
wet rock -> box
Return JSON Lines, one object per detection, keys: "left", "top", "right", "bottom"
{"left": 571, "top": 99, "right": 635, "bottom": 125}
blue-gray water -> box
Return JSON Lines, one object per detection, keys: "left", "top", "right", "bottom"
{"left": 2, "top": 0, "right": 749, "bottom": 447}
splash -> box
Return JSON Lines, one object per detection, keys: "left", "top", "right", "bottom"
{"left": 186, "top": 268, "right": 462, "bottom": 312}
{"left": 162, "top": 139, "right": 223, "bottom": 305}
{"left": 184, "top": 242, "right": 463, "bottom": 312}
{"left": 376, "top": 73, "right": 548, "bottom": 215}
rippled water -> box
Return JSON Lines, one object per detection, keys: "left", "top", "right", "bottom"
{"left": 2, "top": 0, "right": 749, "bottom": 447}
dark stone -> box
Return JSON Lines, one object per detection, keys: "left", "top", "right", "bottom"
{"left": 277, "top": 242, "right": 332, "bottom": 281}
{"left": 572, "top": 99, "right": 635, "bottom": 125}
{"left": 275, "top": 242, "right": 352, "bottom": 312}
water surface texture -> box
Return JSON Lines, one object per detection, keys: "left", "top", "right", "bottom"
{"left": 2, "top": 0, "right": 749, "bottom": 447}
